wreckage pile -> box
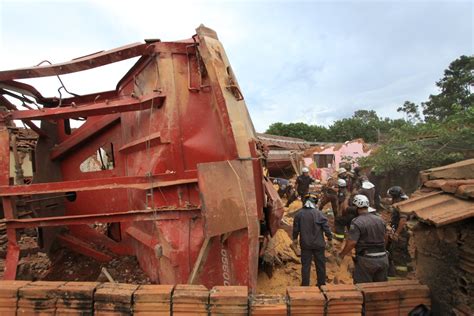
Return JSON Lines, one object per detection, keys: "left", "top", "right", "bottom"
{"left": 396, "top": 159, "right": 474, "bottom": 314}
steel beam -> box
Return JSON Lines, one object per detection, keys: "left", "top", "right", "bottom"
{"left": 56, "top": 234, "right": 113, "bottom": 262}
{"left": 0, "top": 42, "right": 151, "bottom": 81}
{"left": 50, "top": 114, "right": 121, "bottom": 160}
{"left": 1, "top": 208, "right": 200, "bottom": 229}
{"left": 0, "top": 176, "right": 197, "bottom": 196}
{"left": 9, "top": 93, "right": 165, "bottom": 121}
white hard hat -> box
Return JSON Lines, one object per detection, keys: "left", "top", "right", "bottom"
{"left": 362, "top": 181, "right": 375, "bottom": 189}
{"left": 337, "top": 168, "right": 347, "bottom": 175}
{"left": 353, "top": 194, "right": 370, "bottom": 208}
{"left": 337, "top": 179, "right": 347, "bottom": 187}
{"left": 302, "top": 167, "right": 309, "bottom": 173}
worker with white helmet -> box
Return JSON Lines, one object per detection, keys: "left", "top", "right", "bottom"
{"left": 286, "top": 167, "right": 316, "bottom": 207}
{"left": 337, "top": 167, "right": 355, "bottom": 192}
{"left": 331, "top": 178, "right": 346, "bottom": 240}
{"left": 386, "top": 186, "right": 411, "bottom": 277}
{"left": 337, "top": 194, "right": 388, "bottom": 283}
{"left": 357, "top": 175, "right": 376, "bottom": 207}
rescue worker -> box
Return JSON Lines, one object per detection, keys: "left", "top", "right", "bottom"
{"left": 386, "top": 186, "right": 411, "bottom": 276}
{"left": 286, "top": 167, "right": 316, "bottom": 207}
{"left": 333, "top": 179, "right": 349, "bottom": 241}
{"left": 352, "top": 166, "right": 363, "bottom": 190}
{"left": 337, "top": 168, "right": 354, "bottom": 193}
{"left": 273, "top": 178, "right": 291, "bottom": 199}
{"left": 292, "top": 193, "right": 332, "bottom": 286}
{"left": 318, "top": 177, "right": 338, "bottom": 214}
{"left": 358, "top": 176, "right": 376, "bottom": 207}
{"left": 338, "top": 195, "right": 389, "bottom": 283}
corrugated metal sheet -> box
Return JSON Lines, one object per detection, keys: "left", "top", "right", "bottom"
{"left": 396, "top": 190, "right": 474, "bottom": 227}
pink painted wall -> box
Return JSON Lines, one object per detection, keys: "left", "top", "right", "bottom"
{"left": 304, "top": 140, "right": 372, "bottom": 182}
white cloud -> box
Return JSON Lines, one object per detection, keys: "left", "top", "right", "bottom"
{"left": 0, "top": 0, "right": 472, "bottom": 133}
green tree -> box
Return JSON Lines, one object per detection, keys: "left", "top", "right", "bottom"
{"left": 422, "top": 55, "right": 474, "bottom": 121}
{"left": 265, "top": 122, "right": 329, "bottom": 142}
{"left": 361, "top": 55, "right": 474, "bottom": 174}
{"left": 397, "top": 101, "right": 421, "bottom": 122}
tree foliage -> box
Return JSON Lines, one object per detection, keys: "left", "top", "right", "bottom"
{"left": 360, "top": 55, "right": 474, "bottom": 174}
{"left": 422, "top": 55, "right": 474, "bottom": 121}
{"left": 266, "top": 110, "right": 407, "bottom": 143}
{"left": 266, "top": 55, "right": 474, "bottom": 175}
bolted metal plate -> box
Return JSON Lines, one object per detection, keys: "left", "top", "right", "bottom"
{"left": 197, "top": 160, "right": 257, "bottom": 238}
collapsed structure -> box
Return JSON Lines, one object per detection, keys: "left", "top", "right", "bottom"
{"left": 0, "top": 25, "right": 283, "bottom": 290}
{"left": 397, "top": 159, "right": 474, "bottom": 315}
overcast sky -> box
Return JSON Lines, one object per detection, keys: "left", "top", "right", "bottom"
{"left": 0, "top": 0, "right": 472, "bottom": 132}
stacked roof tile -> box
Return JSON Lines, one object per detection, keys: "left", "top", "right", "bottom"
{"left": 0, "top": 280, "right": 30, "bottom": 316}
{"left": 209, "top": 285, "right": 248, "bottom": 315}
{"left": 250, "top": 294, "right": 288, "bottom": 315}
{"left": 94, "top": 283, "right": 138, "bottom": 315}
{"left": 321, "top": 284, "right": 363, "bottom": 315}
{"left": 172, "top": 284, "right": 209, "bottom": 315}
{"left": 132, "top": 284, "right": 173, "bottom": 315}
{"left": 286, "top": 286, "right": 325, "bottom": 315}
{"left": 17, "top": 281, "right": 65, "bottom": 315}
{"left": 56, "top": 282, "right": 99, "bottom": 315}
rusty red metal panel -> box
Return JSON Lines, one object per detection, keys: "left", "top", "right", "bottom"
{"left": 9, "top": 93, "right": 165, "bottom": 121}
{"left": 0, "top": 42, "right": 150, "bottom": 81}
{"left": 197, "top": 160, "right": 256, "bottom": 237}
{"left": 0, "top": 176, "right": 197, "bottom": 196}
{"left": 50, "top": 114, "right": 121, "bottom": 160}
{"left": 1, "top": 208, "right": 200, "bottom": 229}
{"left": 0, "top": 26, "right": 282, "bottom": 291}
{"left": 56, "top": 234, "right": 113, "bottom": 262}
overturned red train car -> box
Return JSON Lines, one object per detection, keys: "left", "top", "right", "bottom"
{"left": 0, "top": 25, "right": 283, "bottom": 290}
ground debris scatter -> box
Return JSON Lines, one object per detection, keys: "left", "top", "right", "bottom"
{"left": 257, "top": 196, "right": 415, "bottom": 294}
{"left": 0, "top": 234, "right": 151, "bottom": 284}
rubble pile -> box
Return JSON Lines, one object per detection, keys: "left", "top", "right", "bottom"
{"left": 396, "top": 159, "right": 474, "bottom": 314}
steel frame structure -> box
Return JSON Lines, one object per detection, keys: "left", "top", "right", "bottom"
{"left": 0, "top": 25, "right": 283, "bottom": 290}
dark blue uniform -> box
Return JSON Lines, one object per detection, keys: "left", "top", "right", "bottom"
{"left": 293, "top": 207, "right": 332, "bottom": 286}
